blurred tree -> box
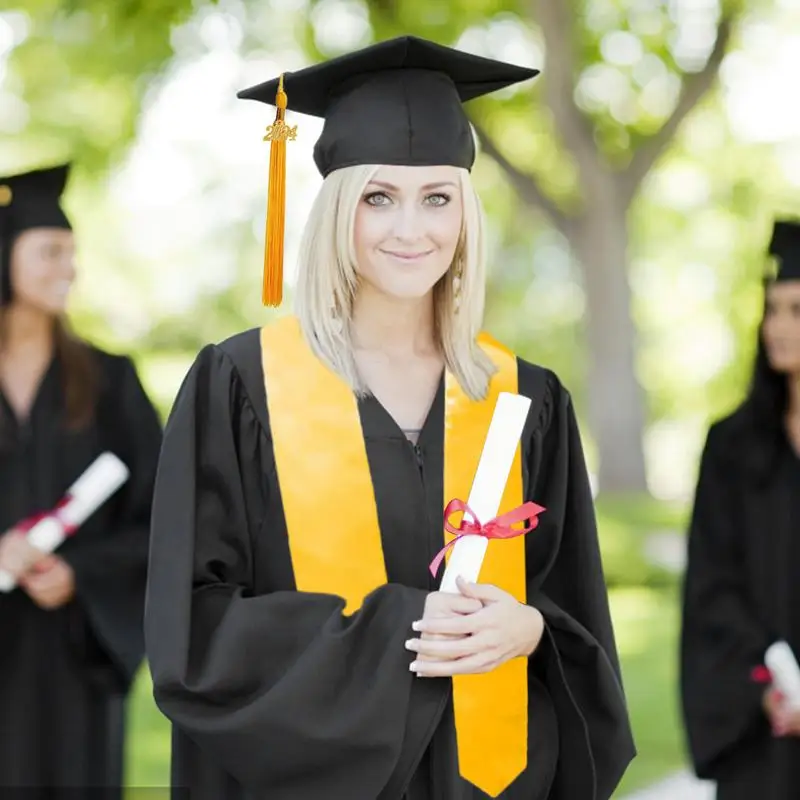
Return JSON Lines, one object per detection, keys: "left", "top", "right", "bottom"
{"left": 298, "top": 0, "right": 749, "bottom": 493}
{"left": 0, "top": 0, "right": 203, "bottom": 170}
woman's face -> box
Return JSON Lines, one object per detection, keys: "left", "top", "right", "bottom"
{"left": 353, "top": 164, "right": 463, "bottom": 301}
{"left": 762, "top": 279, "right": 800, "bottom": 375}
{"left": 9, "top": 228, "right": 75, "bottom": 315}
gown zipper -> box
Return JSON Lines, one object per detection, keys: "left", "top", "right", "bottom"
{"left": 399, "top": 437, "right": 450, "bottom": 800}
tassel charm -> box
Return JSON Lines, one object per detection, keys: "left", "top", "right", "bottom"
{"left": 262, "top": 73, "right": 297, "bottom": 307}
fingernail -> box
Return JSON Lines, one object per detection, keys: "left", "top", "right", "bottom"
{"left": 411, "top": 621, "right": 422, "bottom": 631}
{"left": 405, "top": 639, "right": 417, "bottom": 650}
{"left": 409, "top": 661, "right": 418, "bottom": 672}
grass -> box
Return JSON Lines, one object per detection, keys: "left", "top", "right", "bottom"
{"left": 122, "top": 583, "right": 687, "bottom": 797}
{"left": 610, "top": 585, "right": 687, "bottom": 796}
{"left": 124, "top": 669, "right": 170, "bottom": 790}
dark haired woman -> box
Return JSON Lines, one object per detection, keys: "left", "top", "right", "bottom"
{"left": 681, "top": 219, "right": 800, "bottom": 799}
{"left": 0, "top": 164, "right": 163, "bottom": 795}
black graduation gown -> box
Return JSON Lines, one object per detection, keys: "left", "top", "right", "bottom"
{"left": 681, "top": 412, "right": 800, "bottom": 799}
{"left": 0, "top": 347, "right": 163, "bottom": 794}
{"left": 145, "top": 329, "right": 635, "bottom": 800}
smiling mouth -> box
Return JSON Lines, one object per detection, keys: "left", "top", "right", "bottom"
{"left": 380, "top": 250, "right": 433, "bottom": 261}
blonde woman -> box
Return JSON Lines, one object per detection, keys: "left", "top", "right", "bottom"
{"left": 145, "top": 37, "right": 635, "bottom": 800}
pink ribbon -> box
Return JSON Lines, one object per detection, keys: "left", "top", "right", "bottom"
{"left": 751, "top": 665, "right": 772, "bottom": 685}
{"left": 428, "top": 498, "right": 546, "bottom": 578}
{"left": 15, "top": 495, "right": 77, "bottom": 538}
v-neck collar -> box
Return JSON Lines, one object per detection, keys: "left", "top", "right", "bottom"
{"left": 0, "top": 357, "right": 58, "bottom": 430}
{"left": 358, "top": 372, "right": 445, "bottom": 446}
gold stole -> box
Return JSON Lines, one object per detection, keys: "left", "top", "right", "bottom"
{"left": 261, "top": 316, "right": 527, "bottom": 797}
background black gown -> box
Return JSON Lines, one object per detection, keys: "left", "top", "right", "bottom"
{"left": 0, "top": 346, "right": 163, "bottom": 795}
{"left": 681, "top": 410, "right": 800, "bottom": 799}
{"left": 145, "top": 328, "right": 635, "bottom": 800}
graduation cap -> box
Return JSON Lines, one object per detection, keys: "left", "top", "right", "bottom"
{"left": 0, "top": 164, "right": 72, "bottom": 305}
{"left": 768, "top": 219, "right": 800, "bottom": 282}
{"left": 237, "top": 36, "right": 540, "bottom": 306}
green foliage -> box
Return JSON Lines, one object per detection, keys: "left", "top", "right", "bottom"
{"left": 0, "top": 0, "right": 203, "bottom": 170}
{"left": 4, "top": 0, "right": 793, "bottom": 463}
{"left": 596, "top": 493, "right": 687, "bottom": 589}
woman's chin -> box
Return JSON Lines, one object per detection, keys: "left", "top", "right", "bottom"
{"left": 39, "top": 296, "right": 70, "bottom": 316}
{"left": 766, "top": 354, "right": 800, "bottom": 376}
{"left": 365, "top": 273, "right": 444, "bottom": 302}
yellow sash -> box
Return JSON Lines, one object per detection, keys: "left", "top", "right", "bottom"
{"left": 261, "top": 315, "right": 527, "bottom": 797}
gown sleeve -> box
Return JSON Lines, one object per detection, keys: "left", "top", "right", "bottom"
{"left": 59, "top": 354, "right": 163, "bottom": 686}
{"left": 525, "top": 375, "right": 636, "bottom": 800}
{"left": 144, "top": 344, "right": 431, "bottom": 797}
{"left": 679, "top": 423, "right": 770, "bottom": 778}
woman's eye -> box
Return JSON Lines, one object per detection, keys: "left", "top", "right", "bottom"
{"left": 364, "top": 192, "right": 391, "bottom": 206}
{"left": 425, "top": 193, "right": 451, "bottom": 207}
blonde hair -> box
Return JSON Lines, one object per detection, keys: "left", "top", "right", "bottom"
{"left": 294, "top": 164, "right": 496, "bottom": 401}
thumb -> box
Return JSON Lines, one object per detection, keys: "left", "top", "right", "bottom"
{"left": 456, "top": 575, "right": 505, "bottom": 602}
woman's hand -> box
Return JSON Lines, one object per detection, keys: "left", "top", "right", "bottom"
{"left": 19, "top": 554, "right": 76, "bottom": 610}
{"left": 406, "top": 576, "right": 545, "bottom": 677}
{"left": 765, "top": 688, "right": 800, "bottom": 737}
{"left": 0, "top": 529, "right": 47, "bottom": 579}
{"left": 412, "top": 589, "right": 484, "bottom": 663}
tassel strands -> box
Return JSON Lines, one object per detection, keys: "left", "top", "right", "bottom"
{"left": 262, "top": 73, "right": 297, "bottom": 307}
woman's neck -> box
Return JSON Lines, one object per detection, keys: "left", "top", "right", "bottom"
{"left": 0, "top": 304, "right": 55, "bottom": 358}
{"left": 350, "top": 285, "right": 437, "bottom": 358}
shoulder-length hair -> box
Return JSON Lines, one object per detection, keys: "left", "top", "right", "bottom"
{"left": 737, "top": 279, "right": 790, "bottom": 482}
{"left": 293, "top": 164, "right": 496, "bottom": 401}
{"left": 0, "top": 315, "right": 97, "bottom": 442}
{"left": 0, "top": 233, "right": 97, "bottom": 445}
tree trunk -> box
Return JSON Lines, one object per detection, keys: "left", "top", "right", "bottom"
{"left": 572, "top": 201, "right": 648, "bottom": 494}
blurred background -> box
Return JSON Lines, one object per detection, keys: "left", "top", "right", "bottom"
{"left": 1, "top": 0, "right": 798, "bottom": 795}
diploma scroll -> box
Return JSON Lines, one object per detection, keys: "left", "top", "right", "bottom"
{"left": 765, "top": 641, "right": 800, "bottom": 711}
{"left": 0, "top": 452, "right": 130, "bottom": 593}
{"left": 439, "top": 392, "right": 532, "bottom": 594}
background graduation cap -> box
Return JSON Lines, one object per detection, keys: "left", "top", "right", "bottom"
{"left": 768, "top": 219, "right": 800, "bottom": 282}
{"left": 237, "top": 36, "right": 540, "bottom": 306}
{"left": 0, "top": 164, "right": 72, "bottom": 306}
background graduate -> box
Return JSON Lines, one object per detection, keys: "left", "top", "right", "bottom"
{"left": 0, "top": 164, "right": 163, "bottom": 795}
{"left": 145, "top": 36, "right": 635, "bottom": 800}
{"left": 681, "top": 218, "right": 800, "bottom": 799}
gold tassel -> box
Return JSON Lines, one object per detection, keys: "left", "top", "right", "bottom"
{"left": 262, "top": 73, "right": 297, "bottom": 307}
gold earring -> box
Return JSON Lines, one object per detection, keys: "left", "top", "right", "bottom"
{"left": 453, "top": 261, "right": 463, "bottom": 311}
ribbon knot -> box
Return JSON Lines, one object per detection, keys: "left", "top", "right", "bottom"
{"left": 751, "top": 665, "right": 773, "bottom": 685}
{"left": 429, "top": 498, "right": 546, "bottom": 578}
{"left": 15, "top": 496, "right": 76, "bottom": 537}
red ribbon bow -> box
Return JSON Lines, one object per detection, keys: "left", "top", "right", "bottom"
{"left": 428, "top": 498, "right": 546, "bottom": 578}
{"left": 751, "top": 665, "right": 773, "bottom": 685}
{"left": 15, "top": 496, "right": 76, "bottom": 538}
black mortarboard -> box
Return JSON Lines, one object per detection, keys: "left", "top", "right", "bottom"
{"left": 768, "top": 220, "right": 800, "bottom": 282}
{"left": 236, "top": 36, "right": 540, "bottom": 305}
{"left": 0, "top": 164, "right": 72, "bottom": 305}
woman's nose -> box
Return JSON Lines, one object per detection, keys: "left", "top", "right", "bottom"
{"left": 61, "top": 255, "right": 76, "bottom": 281}
{"left": 391, "top": 203, "right": 422, "bottom": 241}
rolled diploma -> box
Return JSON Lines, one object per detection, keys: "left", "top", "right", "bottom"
{"left": 0, "top": 452, "right": 130, "bottom": 593}
{"left": 765, "top": 641, "right": 800, "bottom": 711}
{"left": 439, "top": 391, "right": 532, "bottom": 594}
